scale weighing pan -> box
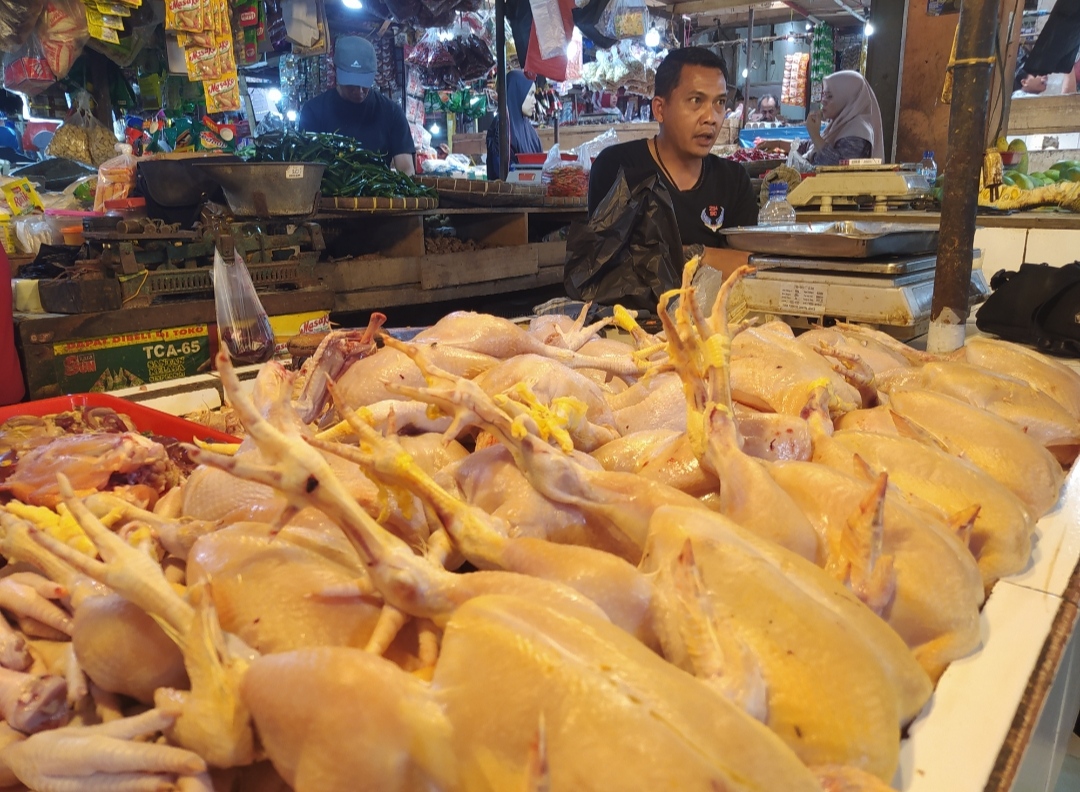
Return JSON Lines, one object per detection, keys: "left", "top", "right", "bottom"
{"left": 722, "top": 221, "right": 940, "bottom": 259}
{"left": 749, "top": 253, "right": 937, "bottom": 275}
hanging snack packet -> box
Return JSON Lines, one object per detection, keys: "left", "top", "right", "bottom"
{"left": 165, "top": 0, "right": 206, "bottom": 33}
{"left": 203, "top": 71, "right": 242, "bottom": 113}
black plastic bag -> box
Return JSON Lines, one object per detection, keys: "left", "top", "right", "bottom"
{"left": 976, "top": 262, "right": 1080, "bottom": 356}
{"left": 564, "top": 171, "right": 682, "bottom": 310}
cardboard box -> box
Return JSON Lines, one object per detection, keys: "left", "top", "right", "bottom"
{"left": 52, "top": 324, "right": 211, "bottom": 393}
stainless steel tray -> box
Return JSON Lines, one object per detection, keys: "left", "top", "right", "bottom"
{"left": 749, "top": 253, "right": 937, "bottom": 275}
{"left": 721, "top": 221, "right": 940, "bottom": 259}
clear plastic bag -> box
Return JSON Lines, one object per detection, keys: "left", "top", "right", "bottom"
{"left": 0, "top": 0, "right": 47, "bottom": 54}
{"left": 93, "top": 143, "right": 138, "bottom": 212}
{"left": 47, "top": 91, "right": 120, "bottom": 167}
{"left": 598, "top": 0, "right": 648, "bottom": 40}
{"left": 542, "top": 144, "right": 588, "bottom": 197}
{"left": 37, "top": 0, "right": 88, "bottom": 80}
{"left": 529, "top": 0, "right": 567, "bottom": 60}
{"left": 214, "top": 247, "right": 276, "bottom": 365}
{"left": 2, "top": 34, "right": 55, "bottom": 96}
{"left": 575, "top": 127, "right": 619, "bottom": 171}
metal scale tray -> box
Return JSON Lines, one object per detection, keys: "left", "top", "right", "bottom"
{"left": 721, "top": 221, "right": 940, "bottom": 259}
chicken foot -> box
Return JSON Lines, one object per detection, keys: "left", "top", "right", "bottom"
{"left": 1, "top": 707, "right": 206, "bottom": 792}
{"left": 32, "top": 475, "right": 194, "bottom": 647}
{"left": 154, "top": 584, "right": 255, "bottom": 768}
{"left": 660, "top": 262, "right": 819, "bottom": 561}
{"left": 0, "top": 573, "right": 73, "bottom": 638}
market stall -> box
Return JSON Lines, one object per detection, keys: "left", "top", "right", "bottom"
{"left": 0, "top": 0, "right": 1075, "bottom": 790}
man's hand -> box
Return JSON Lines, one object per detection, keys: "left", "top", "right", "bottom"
{"left": 392, "top": 153, "right": 416, "bottom": 176}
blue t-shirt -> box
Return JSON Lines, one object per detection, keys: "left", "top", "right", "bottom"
{"left": 298, "top": 89, "right": 415, "bottom": 165}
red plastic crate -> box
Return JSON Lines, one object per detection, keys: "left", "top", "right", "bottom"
{"left": 0, "top": 394, "right": 240, "bottom": 444}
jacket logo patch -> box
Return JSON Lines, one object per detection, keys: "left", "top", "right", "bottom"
{"left": 701, "top": 205, "right": 725, "bottom": 233}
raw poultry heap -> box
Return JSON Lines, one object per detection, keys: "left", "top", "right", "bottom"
{"left": 0, "top": 261, "right": 1075, "bottom": 790}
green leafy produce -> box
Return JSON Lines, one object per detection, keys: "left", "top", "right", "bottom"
{"left": 252, "top": 131, "right": 436, "bottom": 200}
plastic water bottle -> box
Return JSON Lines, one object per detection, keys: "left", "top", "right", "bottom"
{"left": 920, "top": 150, "right": 938, "bottom": 184}
{"left": 758, "top": 182, "right": 797, "bottom": 226}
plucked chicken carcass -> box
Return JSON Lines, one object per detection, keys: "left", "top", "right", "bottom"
{"left": 817, "top": 416, "right": 1034, "bottom": 587}
{"left": 730, "top": 321, "right": 863, "bottom": 417}
{"left": 884, "top": 387, "right": 1064, "bottom": 517}
{"left": 0, "top": 433, "right": 179, "bottom": 509}
{"left": 962, "top": 335, "right": 1080, "bottom": 419}
{"left": 877, "top": 363, "right": 1080, "bottom": 465}
{"left": 660, "top": 265, "right": 820, "bottom": 561}
{"left": 767, "top": 461, "right": 984, "bottom": 678}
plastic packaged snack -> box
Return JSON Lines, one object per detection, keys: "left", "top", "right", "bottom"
{"left": 94, "top": 144, "right": 138, "bottom": 212}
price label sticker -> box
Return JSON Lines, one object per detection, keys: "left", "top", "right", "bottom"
{"left": 285, "top": 165, "right": 305, "bottom": 180}
{"left": 779, "top": 282, "right": 828, "bottom": 317}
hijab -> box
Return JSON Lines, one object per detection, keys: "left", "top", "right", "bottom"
{"left": 487, "top": 70, "right": 543, "bottom": 179}
{"left": 821, "top": 71, "right": 885, "bottom": 160}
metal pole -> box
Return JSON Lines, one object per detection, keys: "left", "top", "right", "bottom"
{"left": 742, "top": 7, "right": 754, "bottom": 128}
{"left": 495, "top": 0, "right": 510, "bottom": 180}
{"left": 928, "top": 0, "right": 1002, "bottom": 353}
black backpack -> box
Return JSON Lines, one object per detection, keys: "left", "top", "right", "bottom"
{"left": 976, "top": 262, "right": 1080, "bottom": 356}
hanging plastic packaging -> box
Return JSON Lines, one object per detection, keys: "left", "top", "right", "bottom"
{"left": 47, "top": 91, "right": 121, "bottom": 167}
{"left": 214, "top": 247, "right": 276, "bottom": 365}
{"left": 598, "top": 0, "right": 648, "bottom": 40}
{"left": 529, "top": 0, "right": 567, "bottom": 60}
{"left": 2, "top": 35, "right": 55, "bottom": 96}
{"left": 0, "top": 0, "right": 47, "bottom": 54}
{"left": 37, "top": 0, "right": 88, "bottom": 80}
{"left": 524, "top": 0, "right": 574, "bottom": 82}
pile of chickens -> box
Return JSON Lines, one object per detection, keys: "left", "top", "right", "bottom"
{"left": 0, "top": 260, "right": 1075, "bottom": 791}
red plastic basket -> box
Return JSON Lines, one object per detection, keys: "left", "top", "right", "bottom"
{"left": 0, "top": 394, "right": 240, "bottom": 444}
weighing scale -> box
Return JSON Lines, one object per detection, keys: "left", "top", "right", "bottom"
{"left": 506, "top": 163, "right": 544, "bottom": 186}
{"left": 700, "top": 222, "right": 988, "bottom": 341}
{"left": 736, "top": 252, "right": 989, "bottom": 341}
{"left": 787, "top": 164, "right": 931, "bottom": 213}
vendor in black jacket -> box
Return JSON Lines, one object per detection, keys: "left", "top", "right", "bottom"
{"left": 588, "top": 47, "right": 758, "bottom": 277}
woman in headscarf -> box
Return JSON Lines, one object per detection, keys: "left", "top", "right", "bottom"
{"left": 804, "top": 70, "right": 884, "bottom": 165}
{"left": 755, "top": 70, "right": 885, "bottom": 165}
{"left": 486, "top": 69, "right": 543, "bottom": 181}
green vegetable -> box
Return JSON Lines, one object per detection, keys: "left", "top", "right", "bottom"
{"left": 252, "top": 130, "right": 436, "bottom": 200}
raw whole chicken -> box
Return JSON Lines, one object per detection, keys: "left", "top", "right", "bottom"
{"left": 814, "top": 422, "right": 1034, "bottom": 586}
{"left": 767, "top": 462, "right": 984, "bottom": 678}
{"left": 878, "top": 362, "right": 1080, "bottom": 464}
{"left": 885, "top": 387, "right": 1065, "bottom": 517}
{"left": 731, "top": 322, "right": 863, "bottom": 417}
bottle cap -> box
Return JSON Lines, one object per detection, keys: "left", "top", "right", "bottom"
{"left": 768, "top": 182, "right": 788, "bottom": 197}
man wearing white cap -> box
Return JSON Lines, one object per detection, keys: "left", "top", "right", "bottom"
{"left": 299, "top": 35, "right": 416, "bottom": 175}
